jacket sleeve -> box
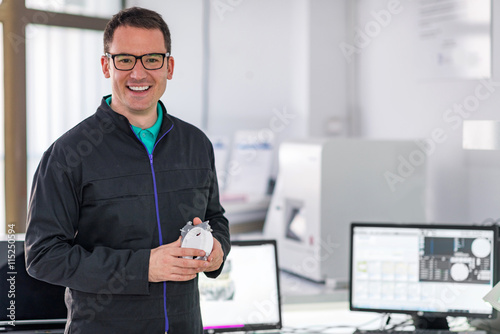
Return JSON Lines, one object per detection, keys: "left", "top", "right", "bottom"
{"left": 25, "top": 149, "right": 151, "bottom": 295}
{"left": 203, "top": 142, "right": 231, "bottom": 279}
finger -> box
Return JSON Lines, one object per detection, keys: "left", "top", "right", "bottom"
{"left": 174, "top": 247, "right": 206, "bottom": 258}
{"left": 172, "top": 261, "right": 207, "bottom": 274}
{"left": 175, "top": 257, "right": 210, "bottom": 269}
{"left": 207, "top": 251, "right": 218, "bottom": 262}
{"left": 209, "top": 256, "right": 221, "bottom": 266}
{"left": 208, "top": 239, "right": 221, "bottom": 259}
{"left": 203, "top": 260, "right": 220, "bottom": 272}
{"left": 192, "top": 217, "right": 203, "bottom": 225}
{"left": 168, "top": 273, "right": 198, "bottom": 282}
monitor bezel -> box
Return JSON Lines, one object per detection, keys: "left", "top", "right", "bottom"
{"left": 202, "top": 239, "right": 283, "bottom": 333}
{"left": 349, "top": 222, "right": 498, "bottom": 320}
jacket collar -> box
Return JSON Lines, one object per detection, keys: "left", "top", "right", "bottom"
{"left": 98, "top": 95, "right": 174, "bottom": 137}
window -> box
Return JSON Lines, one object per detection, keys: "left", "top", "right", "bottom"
{"left": 0, "top": 0, "right": 118, "bottom": 235}
{"left": 26, "top": 0, "right": 121, "bottom": 18}
{"left": 26, "top": 25, "right": 109, "bottom": 193}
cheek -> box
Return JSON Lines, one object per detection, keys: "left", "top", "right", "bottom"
{"left": 111, "top": 72, "right": 128, "bottom": 86}
{"left": 155, "top": 76, "right": 168, "bottom": 92}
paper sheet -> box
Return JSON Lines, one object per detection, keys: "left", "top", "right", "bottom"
{"left": 418, "top": 0, "right": 491, "bottom": 79}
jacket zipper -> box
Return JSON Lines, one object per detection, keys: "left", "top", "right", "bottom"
{"left": 132, "top": 123, "right": 174, "bottom": 332}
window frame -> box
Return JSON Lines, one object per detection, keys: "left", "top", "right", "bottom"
{"left": 0, "top": 0, "right": 124, "bottom": 233}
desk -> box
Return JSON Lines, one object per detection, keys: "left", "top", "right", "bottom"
{"left": 279, "top": 301, "right": 493, "bottom": 334}
{"left": 2, "top": 303, "right": 492, "bottom": 334}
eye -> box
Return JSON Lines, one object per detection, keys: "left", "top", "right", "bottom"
{"left": 145, "top": 56, "right": 161, "bottom": 63}
{"left": 115, "top": 55, "right": 133, "bottom": 63}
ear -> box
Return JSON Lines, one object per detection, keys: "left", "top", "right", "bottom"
{"left": 101, "top": 55, "right": 111, "bottom": 78}
{"left": 166, "top": 56, "right": 174, "bottom": 80}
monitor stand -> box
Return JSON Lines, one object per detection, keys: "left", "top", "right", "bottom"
{"left": 412, "top": 315, "right": 449, "bottom": 330}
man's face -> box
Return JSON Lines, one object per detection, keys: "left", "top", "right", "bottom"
{"left": 101, "top": 25, "right": 174, "bottom": 117}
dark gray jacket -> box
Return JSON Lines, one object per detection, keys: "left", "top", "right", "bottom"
{"left": 25, "top": 96, "right": 230, "bottom": 334}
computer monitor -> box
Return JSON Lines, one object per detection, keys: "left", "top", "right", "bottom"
{"left": 0, "top": 238, "right": 67, "bottom": 332}
{"left": 199, "top": 239, "right": 282, "bottom": 333}
{"left": 349, "top": 222, "right": 498, "bottom": 330}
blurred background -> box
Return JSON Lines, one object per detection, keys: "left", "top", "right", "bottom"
{"left": 0, "top": 0, "right": 498, "bottom": 251}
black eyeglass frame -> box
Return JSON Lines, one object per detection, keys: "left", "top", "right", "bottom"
{"left": 105, "top": 52, "right": 170, "bottom": 71}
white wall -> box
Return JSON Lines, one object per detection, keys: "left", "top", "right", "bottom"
{"left": 208, "top": 0, "right": 304, "bottom": 140}
{"left": 308, "top": 0, "right": 349, "bottom": 136}
{"left": 207, "top": 0, "right": 349, "bottom": 140}
{"left": 127, "top": 0, "right": 350, "bottom": 139}
{"left": 353, "top": 0, "right": 500, "bottom": 223}
{"left": 128, "top": 0, "right": 205, "bottom": 127}
{"left": 129, "top": 0, "right": 349, "bottom": 176}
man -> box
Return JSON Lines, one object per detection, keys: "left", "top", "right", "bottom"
{"left": 25, "top": 7, "right": 230, "bottom": 334}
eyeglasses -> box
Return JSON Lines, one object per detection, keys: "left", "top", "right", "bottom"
{"left": 106, "top": 52, "right": 170, "bottom": 71}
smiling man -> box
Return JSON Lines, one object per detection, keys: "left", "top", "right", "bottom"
{"left": 25, "top": 7, "right": 230, "bottom": 334}
{"left": 102, "top": 25, "right": 172, "bottom": 128}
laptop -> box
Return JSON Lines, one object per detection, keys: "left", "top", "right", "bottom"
{"left": 199, "top": 239, "right": 283, "bottom": 333}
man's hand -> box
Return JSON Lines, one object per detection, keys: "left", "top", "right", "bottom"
{"left": 192, "top": 217, "right": 224, "bottom": 273}
{"left": 148, "top": 217, "right": 224, "bottom": 282}
{"left": 149, "top": 237, "right": 208, "bottom": 282}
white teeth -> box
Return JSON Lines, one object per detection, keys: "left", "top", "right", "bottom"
{"left": 129, "top": 86, "right": 149, "bottom": 91}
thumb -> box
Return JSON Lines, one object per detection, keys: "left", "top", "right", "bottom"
{"left": 192, "top": 217, "right": 203, "bottom": 225}
{"left": 166, "top": 236, "right": 182, "bottom": 248}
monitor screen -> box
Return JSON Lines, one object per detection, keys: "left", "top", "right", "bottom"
{"left": 349, "top": 223, "right": 497, "bottom": 326}
{"left": 199, "top": 239, "right": 282, "bottom": 333}
{"left": 0, "top": 237, "right": 67, "bottom": 332}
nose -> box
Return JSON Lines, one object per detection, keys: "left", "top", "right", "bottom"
{"left": 129, "top": 59, "right": 148, "bottom": 80}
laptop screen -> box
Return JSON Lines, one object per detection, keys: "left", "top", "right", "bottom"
{"left": 199, "top": 239, "right": 282, "bottom": 333}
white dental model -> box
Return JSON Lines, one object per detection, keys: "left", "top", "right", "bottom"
{"left": 180, "top": 220, "right": 213, "bottom": 260}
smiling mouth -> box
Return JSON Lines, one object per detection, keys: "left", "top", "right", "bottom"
{"left": 128, "top": 85, "right": 151, "bottom": 92}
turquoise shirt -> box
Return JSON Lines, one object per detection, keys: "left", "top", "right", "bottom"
{"left": 106, "top": 96, "right": 163, "bottom": 154}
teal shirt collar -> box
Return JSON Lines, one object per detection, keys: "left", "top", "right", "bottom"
{"left": 130, "top": 105, "right": 163, "bottom": 139}
{"left": 105, "top": 96, "right": 163, "bottom": 154}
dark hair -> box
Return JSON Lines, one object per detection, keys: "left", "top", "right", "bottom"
{"left": 103, "top": 7, "right": 171, "bottom": 54}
